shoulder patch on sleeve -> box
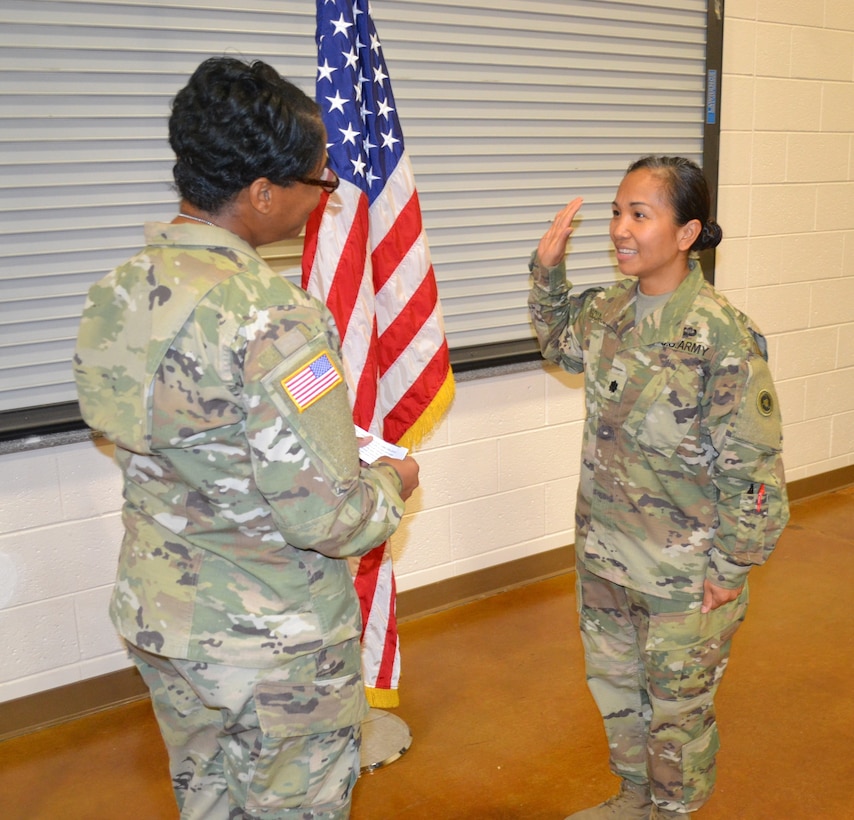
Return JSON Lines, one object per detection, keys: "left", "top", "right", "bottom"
{"left": 281, "top": 351, "right": 343, "bottom": 412}
{"left": 732, "top": 358, "right": 782, "bottom": 451}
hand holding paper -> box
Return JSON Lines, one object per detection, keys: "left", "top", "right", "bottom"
{"left": 356, "top": 425, "right": 419, "bottom": 501}
{"left": 355, "top": 424, "right": 408, "bottom": 463}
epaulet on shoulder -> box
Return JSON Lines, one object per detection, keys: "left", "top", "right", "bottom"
{"left": 748, "top": 326, "right": 769, "bottom": 361}
{"left": 699, "top": 284, "right": 769, "bottom": 361}
{"left": 730, "top": 306, "right": 768, "bottom": 361}
{"left": 729, "top": 304, "right": 768, "bottom": 361}
{"left": 579, "top": 286, "right": 606, "bottom": 302}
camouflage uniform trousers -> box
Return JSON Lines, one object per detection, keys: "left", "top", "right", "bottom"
{"left": 129, "top": 637, "right": 368, "bottom": 820}
{"left": 576, "top": 560, "right": 749, "bottom": 813}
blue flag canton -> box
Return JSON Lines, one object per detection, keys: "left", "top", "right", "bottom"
{"left": 310, "top": 355, "right": 333, "bottom": 378}
{"left": 316, "top": 0, "right": 405, "bottom": 204}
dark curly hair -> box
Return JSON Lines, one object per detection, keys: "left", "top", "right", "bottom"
{"left": 627, "top": 156, "right": 723, "bottom": 252}
{"left": 169, "top": 57, "right": 325, "bottom": 212}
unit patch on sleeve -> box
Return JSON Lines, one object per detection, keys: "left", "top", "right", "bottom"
{"left": 281, "top": 351, "right": 343, "bottom": 412}
{"left": 757, "top": 389, "right": 774, "bottom": 417}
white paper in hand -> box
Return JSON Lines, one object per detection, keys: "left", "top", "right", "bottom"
{"left": 355, "top": 424, "right": 408, "bottom": 462}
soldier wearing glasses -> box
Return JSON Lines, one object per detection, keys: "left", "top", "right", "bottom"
{"left": 74, "top": 56, "right": 419, "bottom": 820}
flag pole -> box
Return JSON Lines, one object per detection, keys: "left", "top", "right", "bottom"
{"left": 304, "top": 0, "right": 455, "bottom": 768}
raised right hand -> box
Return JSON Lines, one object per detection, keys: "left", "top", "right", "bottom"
{"left": 537, "top": 197, "right": 583, "bottom": 268}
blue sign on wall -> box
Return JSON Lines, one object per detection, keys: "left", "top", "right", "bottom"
{"left": 706, "top": 69, "right": 718, "bottom": 125}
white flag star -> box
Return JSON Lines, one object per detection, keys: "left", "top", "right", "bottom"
{"left": 339, "top": 123, "right": 359, "bottom": 145}
{"left": 381, "top": 130, "right": 400, "bottom": 149}
{"left": 326, "top": 91, "right": 348, "bottom": 114}
{"left": 377, "top": 98, "right": 394, "bottom": 119}
{"left": 317, "top": 59, "right": 336, "bottom": 82}
{"left": 343, "top": 47, "right": 359, "bottom": 70}
{"left": 331, "top": 14, "right": 353, "bottom": 36}
{"left": 373, "top": 64, "right": 388, "bottom": 85}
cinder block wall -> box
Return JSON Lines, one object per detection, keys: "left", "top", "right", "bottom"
{"left": 715, "top": 0, "right": 854, "bottom": 480}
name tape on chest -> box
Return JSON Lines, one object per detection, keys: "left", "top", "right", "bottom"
{"left": 281, "top": 351, "right": 343, "bottom": 412}
{"left": 661, "top": 339, "right": 711, "bottom": 357}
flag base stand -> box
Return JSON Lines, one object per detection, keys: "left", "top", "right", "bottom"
{"left": 359, "top": 708, "right": 412, "bottom": 773}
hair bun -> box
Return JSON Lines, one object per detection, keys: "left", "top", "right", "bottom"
{"left": 697, "top": 219, "right": 723, "bottom": 251}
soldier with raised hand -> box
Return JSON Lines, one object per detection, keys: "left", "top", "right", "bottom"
{"left": 528, "top": 156, "right": 789, "bottom": 819}
{"left": 74, "top": 56, "right": 418, "bottom": 820}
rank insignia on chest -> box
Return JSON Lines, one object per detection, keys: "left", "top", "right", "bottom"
{"left": 281, "top": 351, "right": 343, "bottom": 412}
{"left": 602, "top": 364, "right": 627, "bottom": 401}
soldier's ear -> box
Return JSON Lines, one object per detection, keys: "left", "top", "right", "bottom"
{"left": 678, "top": 219, "right": 701, "bottom": 252}
{"left": 248, "top": 178, "right": 274, "bottom": 214}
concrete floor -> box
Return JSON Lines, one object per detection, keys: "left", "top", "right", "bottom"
{"left": 2, "top": 486, "right": 852, "bottom": 819}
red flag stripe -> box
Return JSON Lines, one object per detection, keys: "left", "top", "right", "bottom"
{"left": 377, "top": 268, "right": 439, "bottom": 374}
{"left": 382, "top": 343, "right": 451, "bottom": 444}
{"left": 301, "top": 198, "right": 323, "bottom": 274}
{"left": 371, "top": 193, "right": 423, "bottom": 292}
{"left": 352, "top": 322, "right": 380, "bottom": 430}
{"left": 374, "top": 235, "right": 433, "bottom": 330}
{"left": 359, "top": 551, "right": 400, "bottom": 690}
{"left": 378, "top": 301, "right": 447, "bottom": 417}
{"left": 319, "top": 195, "right": 371, "bottom": 340}
{"left": 353, "top": 545, "right": 384, "bottom": 640}
{"left": 374, "top": 571, "right": 399, "bottom": 688}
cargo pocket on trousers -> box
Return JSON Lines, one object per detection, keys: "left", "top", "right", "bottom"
{"left": 681, "top": 721, "right": 721, "bottom": 803}
{"left": 245, "top": 671, "right": 368, "bottom": 811}
{"left": 645, "top": 591, "right": 748, "bottom": 701}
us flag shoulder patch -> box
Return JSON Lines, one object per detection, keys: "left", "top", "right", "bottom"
{"left": 281, "top": 351, "right": 343, "bottom": 412}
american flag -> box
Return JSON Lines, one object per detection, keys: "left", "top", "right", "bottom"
{"left": 302, "top": 0, "right": 454, "bottom": 707}
{"left": 281, "top": 352, "right": 343, "bottom": 412}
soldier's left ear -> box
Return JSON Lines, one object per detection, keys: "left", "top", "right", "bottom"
{"left": 678, "top": 219, "right": 702, "bottom": 252}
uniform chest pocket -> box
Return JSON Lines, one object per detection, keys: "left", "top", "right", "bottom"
{"left": 622, "top": 356, "right": 704, "bottom": 459}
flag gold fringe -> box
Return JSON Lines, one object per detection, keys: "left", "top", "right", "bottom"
{"left": 396, "top": 369, "right": 456, "bottom": 452}
{"left": 365, "top": 685, "right": 401, "bottom": 709}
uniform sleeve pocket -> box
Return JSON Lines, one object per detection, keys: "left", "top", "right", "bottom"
{"left": 260, "top": 336, "right": 359, "bottom": 483}
{"left": 730, "top": 358, "right": 782, "bottom": 453}
{"left": 735, "top": 484, "right": 784, "bottom": 563}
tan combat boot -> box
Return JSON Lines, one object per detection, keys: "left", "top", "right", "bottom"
{"left": 565, "top": 779, "right": 653, "bottom": 819}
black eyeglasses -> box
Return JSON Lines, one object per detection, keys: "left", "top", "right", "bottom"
{"left": 295, "top": 165, "right": 340, "bottom": 194}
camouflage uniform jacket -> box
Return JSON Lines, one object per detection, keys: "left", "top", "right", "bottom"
{"left": 529, "top": 254, "right": 789, "bottom": 599}
{"left": 74, "top": 222, "right": 407, "bottom": 666}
